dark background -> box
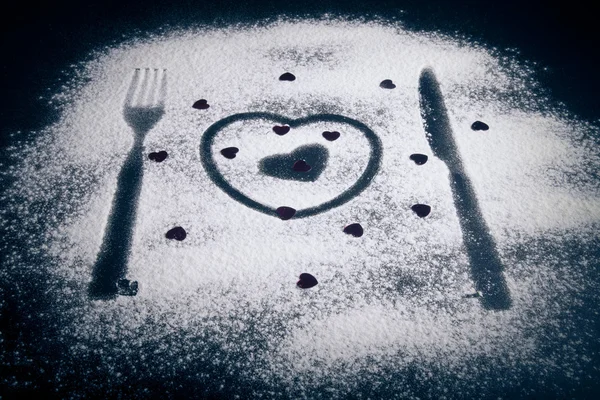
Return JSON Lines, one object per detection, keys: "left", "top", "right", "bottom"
{"left": 1, "top": 0, "right": 599, "bottom": 138}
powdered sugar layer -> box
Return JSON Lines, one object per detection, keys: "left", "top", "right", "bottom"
{"left": 2, "top": 19, "right": 599, "bottom": 398}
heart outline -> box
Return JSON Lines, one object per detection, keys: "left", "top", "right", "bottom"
{"left": 200, "top": 112, "right": 382, "bottom": 219}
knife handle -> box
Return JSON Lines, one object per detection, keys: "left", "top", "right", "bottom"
{"left": 450, "top": 172, "right": 512, "bottom": 310}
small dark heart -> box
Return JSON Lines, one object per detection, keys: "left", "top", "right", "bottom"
{"left": 322, "top": 131, "right": 340, "bottom": 141}
{"left": 297, "top": 273, "right": 318, "bottom": 289}
{"left": 409, "top": 153, "right": 428, "bottom": 165}
{"left": 148, "top": 151, "right": 168, "bottom": 162}
{"left": 273, "top": 125, "right": 290, "bottom": 135}
{"left": 192, "top": 99, "right": 210, "bottom": 110}
{"left": 411, "top": 204, "right": 431, "bottom": 218}
{"left": 464, "top": 291, "right": 482, "bottom": 299}
{"left": 166, "top": 226, "right": 187, "bottom": 241}
{"left": 276, "top": 206, "right": 296, "bottom": 220}
{"left": 380, "top": 79, "right": 396, "bottom": 89}
{"left": 116, "top": 279, "right": 138, "bottom": 296}
{"left": 471, "top": 121, "right": 489, "bottom": 131}
{"left": 279, "top": 72, "right": 296, "bottom": 81}
{"left": 292, "top": 160, "right": 312, "bottom": 172}
{"left": 220, "top": 147, "right": 239, "bottom": 159}
{"left": 343, "top": 223, "right": 364, "bottom": 237}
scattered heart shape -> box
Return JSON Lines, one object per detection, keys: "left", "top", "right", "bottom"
{"left": 273, "top": 125, "right": 290, "bottom": 135}
{"left": 297, "top": 273, "right": 318, "bottom": 289}
{"left": 148, "top": 150, "right": 168, "bottom": 162}
{"left": 220, "top": 147, "right": 239, "bottom": 159}
{"left": 165, "top": 226, "right": 187, "bottom": 241}
{"left": 259, "top": 144, "right": 328, "bottom": 182}
{"left": 192, "top": 99, "right": 210, "bottom": 110}
{"left": 292, "top": 160, "right": 312, "bottom": 172}
{"left": 116, "top": 279, "right": 138, "bottom": 296}
{"left": 409, "top": 153, "right": 428, "bottom": 165}
{"left": 322, "top": 131, "right": 340, "bottom": 141}
{"left": 411, "top": 204, "right": 431, "bottom": 218}
{"left": 276, "top": 206, "right": 296, "bottom": 220}
{"left": 279, "top": 72, "right": 296, "bottom": 81}
{"left": 471, "top": 121, "right": 489, "bottom": 131}
{"left": 343, "top": 223, "right": 364, "bottom": 237}
{"left": 380, "top": 79, "right": 396, "bottom": 89}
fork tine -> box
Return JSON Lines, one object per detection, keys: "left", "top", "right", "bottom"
{"left": 158, "top": 69, "right": 167, "bottom": 107}
{"left": 125, "top": 68, "right": 166, "bottom": 108}
{"left": 124, "top": 68, "right": 141, "bottom": 107}
{"left": 146, "top": 68, "right": 160, "bottom": 106}
{"left": 136, "top": 68, "right": 151, "bottom": 107}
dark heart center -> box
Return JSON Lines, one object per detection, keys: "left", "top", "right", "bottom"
{"left": 259, "top": 144, "right": 329, "bottom": 182}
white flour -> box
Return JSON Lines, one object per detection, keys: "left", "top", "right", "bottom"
{"left": 2, "top": 19, "right": 599, "bottom": 398}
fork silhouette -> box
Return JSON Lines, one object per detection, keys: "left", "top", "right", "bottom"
{"left": 89, "top": 68, "right": 166, "bottom": 299}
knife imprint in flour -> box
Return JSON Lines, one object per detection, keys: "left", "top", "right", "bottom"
{"left": 418, "top": 68, "right": 512, "bottom": 310}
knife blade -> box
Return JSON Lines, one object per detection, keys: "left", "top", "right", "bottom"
{"left": 418, "top": 68, "right": 512, "bottom": 310}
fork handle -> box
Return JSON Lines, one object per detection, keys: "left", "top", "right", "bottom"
{"left": 89, "top": 140, "right": 144, "bottom": 298}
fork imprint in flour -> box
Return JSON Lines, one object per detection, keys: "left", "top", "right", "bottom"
{"left": 89, "top": 68, "right": 166, "bottom": 299}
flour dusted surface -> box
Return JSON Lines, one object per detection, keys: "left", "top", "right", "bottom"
{"left": 2, "top": 19, "right": 599, "bottom": 398}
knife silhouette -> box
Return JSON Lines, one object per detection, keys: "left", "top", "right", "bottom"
{"left": 418, "top": 68, "right": 512, "bottom": 310}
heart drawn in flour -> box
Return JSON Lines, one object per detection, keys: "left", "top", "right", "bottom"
{"left": 199, "top": 112, "right": 382, "bottom": 219}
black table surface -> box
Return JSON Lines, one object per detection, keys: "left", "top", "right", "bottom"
{"left": 1, "top": 0, "right": 599, "bottom": 137}
{"left": 1, "top": 1, "right": 598, "bottom": 398}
